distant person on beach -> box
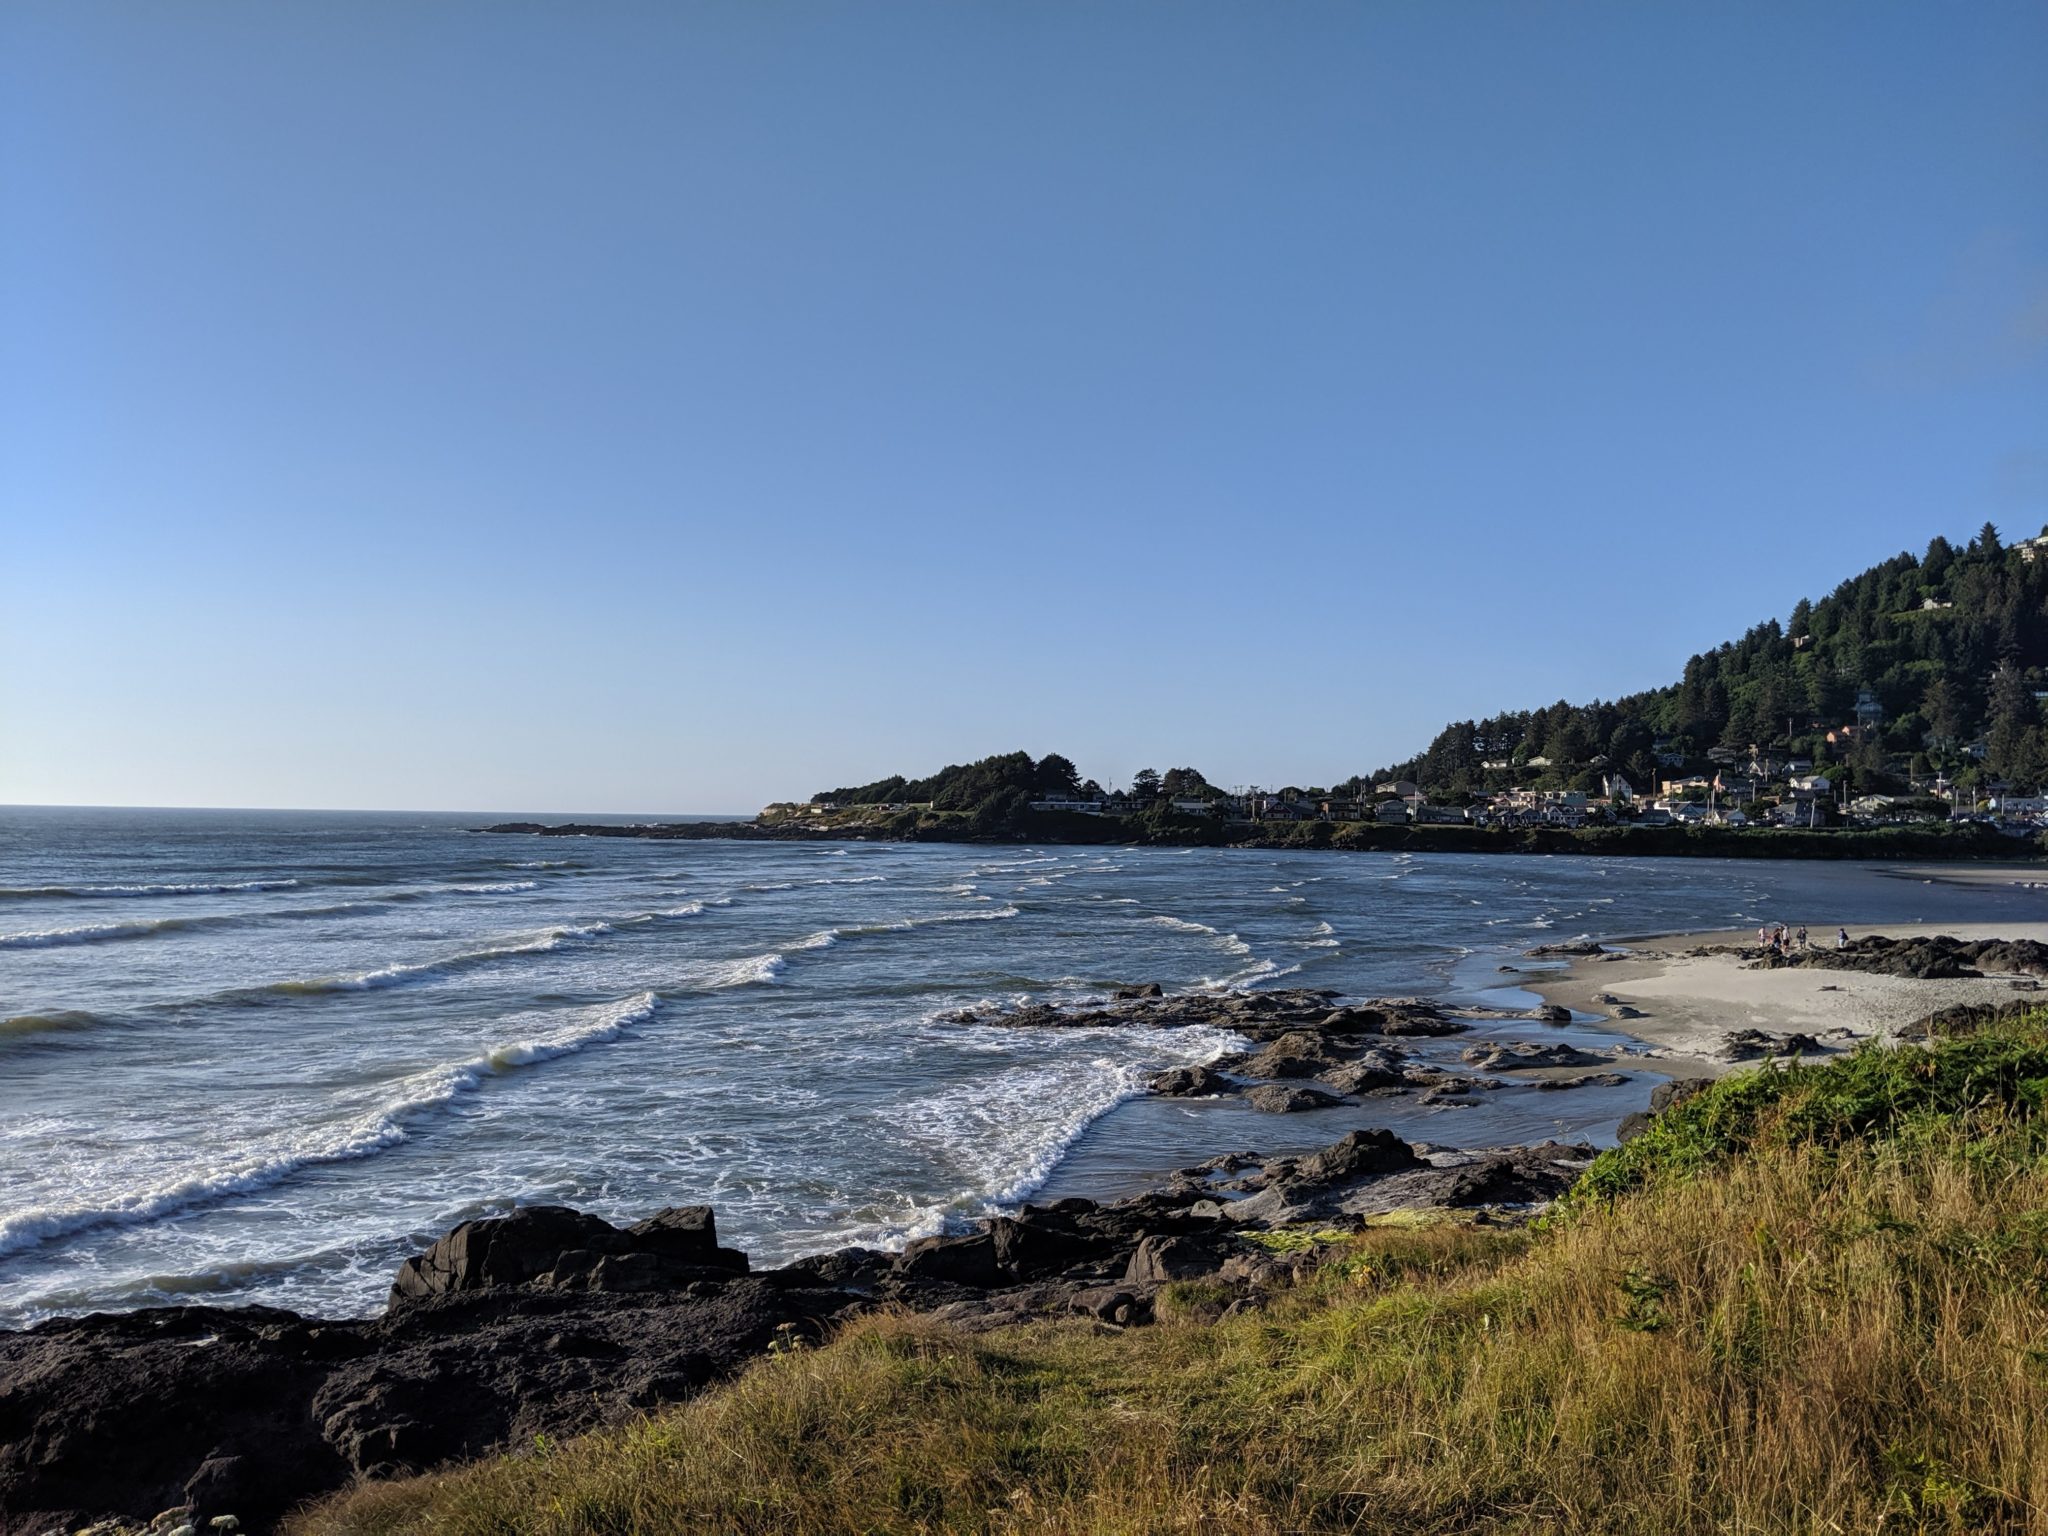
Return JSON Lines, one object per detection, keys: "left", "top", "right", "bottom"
{"left": 1837, "top": 927, "right": 1849, "bottom": 949}
{"left": 1796, "top": 926, "right": 1809, "bottom": 950}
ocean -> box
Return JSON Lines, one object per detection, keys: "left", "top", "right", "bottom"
{"left": 1, "top": 806, "right": 2037, "bottom": 1327}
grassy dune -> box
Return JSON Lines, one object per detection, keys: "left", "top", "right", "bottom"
{"left": 292, "top": 1020, "right": 2048, "bottom": 1535}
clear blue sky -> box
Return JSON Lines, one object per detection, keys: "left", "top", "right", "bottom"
{"left": 3, "top": 3, "right": 2044, "bottom": 813}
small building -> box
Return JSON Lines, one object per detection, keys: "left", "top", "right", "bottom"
{"left": 1375, "top": 799, "right": 1410, "bottom": 824}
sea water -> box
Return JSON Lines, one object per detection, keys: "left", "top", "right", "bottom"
{"left": 1, "top": 806, "right": 2037, "bottom": 1326}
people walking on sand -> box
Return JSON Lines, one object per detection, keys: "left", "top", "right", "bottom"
{"left": 1796, "top": 925, "right": 1809, "bottom": 950}
{"left": 1837, "top": 927, "right": 1849, "bottom": 949}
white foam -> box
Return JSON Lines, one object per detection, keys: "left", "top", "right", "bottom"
{"left": 0, "top": 879, "right": 300, "bottom": 900}
{"left": 689, "top": 953, "right": 787, "bottom": 988}
{"left": 447, "top": 880, "right": 542, "bottom": 894}
{"left": 1147, "top": 915, "right": 1219, "bottom": 935}
{"left": 0, "top": 918, "right": 183, "bottom": 949}
{"left": 264, "top": 922, "right": 610, "bottom": 995}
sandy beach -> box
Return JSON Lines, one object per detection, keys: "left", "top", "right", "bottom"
{"left": 1524, "top": 919, "right": 2048, "bottom": 1076}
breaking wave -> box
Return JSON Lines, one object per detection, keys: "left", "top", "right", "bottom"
{"left": 0, "top": 1009, "right": 103, "bottom": 1040}
{"left": 0, "top": 992, "right": 665, "bottom": 1260}
{"left": 0, "top": 879, "right": 301, "bottom": 900}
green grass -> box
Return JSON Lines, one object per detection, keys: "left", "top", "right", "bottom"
{"left": 290, "top": 1015, "right": 2048, "bottom": 1536}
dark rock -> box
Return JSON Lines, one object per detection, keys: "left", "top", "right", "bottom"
{"left": 1242, "top": 1037, "right": 1342, "bottom": 1078}
{"left": 1461, "top": 1042, "right": 1608, "bottom": 1071}
{"left": 627, "top": 1206, "right": 747, "bottom": 1272}
{"left": 1529, "top": 1004, "right": 1573, "bottom": 1024}
{"left": 1149, "top": 1065, "right": 1237, "bottom": 1097}
{"left": 1616, "top": 1110, "right": 1654, "bottom": 1142}
{"left": 1317, "top": 1057, "right": 1405, "bottom": 1095}
{"left": 1373, "top": 1003, "right": 1469, "bottom": 1037}
{"left": 1293, "top": 1129, "right": 1421, "bottom": 1184}
{"left": 1535, "top": 1072, "right": 1631, "bottom": 1091}
{"left": 894, "top": 1231, "right": 1002, "bottom": 1287}
{"left": 768, "top": 1247, "right": 892, "bottom": 1290}
{"left": 1525, "top": 941, "right": 1607, "bottom": 958}
{"left": 989, "top": 1214, "right": 1114, "bottom": 1282}
{"left": 1245, "top": 1084, "right": 1345, "bottom": 1113}
{"left": 1718, "top": 1029, "right": 1823, "bottom": 1062}
{"left": 1070, "top": 1287, "right": 1150, "bottom": 1326}
{"left": 1124, "top": 1233, "right": 1237, "bottom": 1286}
{"left": 390, "top": 1206, "right": 625, "bottom": 1301}
{"left": 1649, "top": 1078, "right": 1709, "bottom": 1114}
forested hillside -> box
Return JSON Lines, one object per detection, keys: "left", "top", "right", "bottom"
{"left": 1368, "top": 523, "right": 2048, "bottom": 796}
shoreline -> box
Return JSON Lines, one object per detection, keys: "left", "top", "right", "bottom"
{"left": 1521, "top": 919, "right": 2048, "bottom": 1075}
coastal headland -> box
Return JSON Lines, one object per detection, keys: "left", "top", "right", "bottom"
{"left": 481, "top": 815, "right": 2043, "bottom": 861}
{"left": 8, "top": 924, "right": 2047, "bottom": 1533}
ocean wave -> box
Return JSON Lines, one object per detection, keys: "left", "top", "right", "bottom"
{"left": 1199, "top": 956, "right": 1300, "bottom": 990}
{"left": 248, "top": 922, "right": 614, "bottom": 997}
{"left": 0, "top": 883, "right": 553, "bottom": 948}
{"left": 1147, "top": 915, "right": 1220, "bottom": 935}
{"left": 854, "top": 906, "right": 1022, "bottom": 935}
{"left": 692, "top": 953, "right": 786, "bottom": 988}
{"left": 0, "top": 917, "right": 200, "bottom": 949}
{"left": 0, "top": 1009, "right": 102, "bottom": 1040}
{"left": 0, "top": 992, "right": 664, "bottom": 1260}
{"left": 811, "top": 875, "right": 888, "bottom": 886}
{"left": 881, "top": 1023, "right": 1248, "bottom": 1243}
{"left": 0, "top": 879, "right": 301, "bottom": 900}
{"left": 446, "top": 880, "right": 541, "bottom": 894}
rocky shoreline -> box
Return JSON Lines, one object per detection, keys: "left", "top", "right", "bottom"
{"left": 0, "top": 984, "right": 1666, "bottom": 1535}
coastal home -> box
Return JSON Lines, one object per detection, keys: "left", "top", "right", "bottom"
{"left": 1412, "top": 804, "right": 1465, "bottom": 825}
{"left": 1660, "top": 775, "right": 1713, "bottom": 800}
{"left": 1168, "top": 797, "right": 1216, "bottom": 817}
{"left": 1257, "top": 798, "right": 1316, "bottom": 823}
{"left": 1375, "top": 799, "right": 1410, "bottom": 824}
{"left": 1029, "top": 796, "right": 1108, "bottom": 814}
{"left": 1603, "top": 773, "right": 1636, "bottom": 803}
{"left": 2017, "top": 532, "right": 2048, "bottom": 563}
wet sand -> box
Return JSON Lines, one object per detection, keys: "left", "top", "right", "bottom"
{"left": 1523, "top": 919, "right": 2048, "bottom": 1075}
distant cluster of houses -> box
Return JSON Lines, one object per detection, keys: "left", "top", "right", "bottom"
{"left": 768, "top": 674, "right": 2048, "bottom": 838}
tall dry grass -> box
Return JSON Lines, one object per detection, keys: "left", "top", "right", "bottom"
{"left": 290, "top": 1038, "right": 2048, "bottom": 1535}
